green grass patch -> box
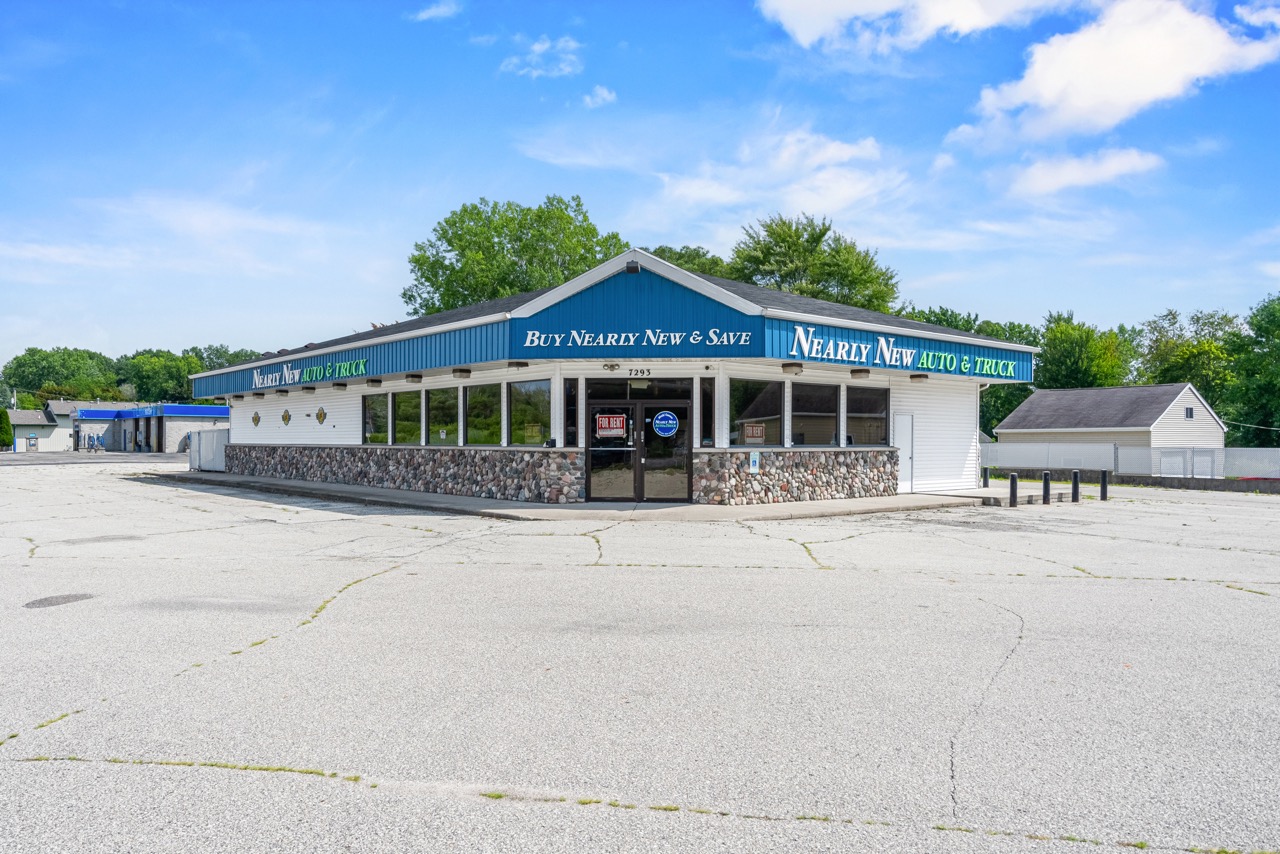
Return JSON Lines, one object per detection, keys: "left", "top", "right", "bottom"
{"left": 480, "top": 792, "right": 506, "bottom": 800}
{"left": 649, "top": 805, "right": 680, "bottom": 812}
{"left": 33, "top": 713, "right": 70, "bottom": 730}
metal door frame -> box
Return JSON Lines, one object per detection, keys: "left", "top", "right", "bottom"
{"left": 586, "top": 399, "right": 692, "bottom": 502}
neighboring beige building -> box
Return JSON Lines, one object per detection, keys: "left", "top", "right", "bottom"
{"left": 995, "top": 383, "right": 1225, "bottom": 448}
{"left": 4, "top": 409, "right": 59, "bottom": 452}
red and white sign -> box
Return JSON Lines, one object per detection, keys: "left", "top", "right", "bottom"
{"left": 743, "top": 423, "right": 766, "bottom": 444}
{"left": 596, "top": 414, "right": 627, "bottom": 438}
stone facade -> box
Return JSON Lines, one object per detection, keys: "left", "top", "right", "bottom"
{"left": 692, "top": 449, "right": 898, "bottom": 505}
{"left": 226, "top": 444, "right": 587, "bottom": 503}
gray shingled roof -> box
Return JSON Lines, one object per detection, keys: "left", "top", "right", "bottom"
{"left": 996, "top": 384, "right": 1193, "bottom": 431}
{"left": 207, "top": 261, "right": 1027, "bottom": 376}
{"left": 215, "top": 287, "right": 555, "bottom": 372}
{"left": 6, "top": 409, "right": 56, "bottom": 426}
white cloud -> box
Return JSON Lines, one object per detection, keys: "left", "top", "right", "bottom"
{"left": 468, "top": 34, "right": 497, "bottom": 46}
{"left": 411, "top": 1, "right": 461, "bottom": 22}
{"left": 1010, "top": 147, "right": 1164, "bottom": 195}
{"left": 930, "top": 152, "right": 956, "bottom": 173}
{"left": 755, "top": 0, "right": 1089, "bottom": 51}
{"left": 1261, "top": 260, "right": 1280, "bottom": 279}
{"left": 499, "top": 35, "right": 584, "bottom": 78}
{"left": 583, "top": 85, "right": 616, "bottom": 108}
{"left": 955, "top": 0, "right": 1280, "bottom": 141}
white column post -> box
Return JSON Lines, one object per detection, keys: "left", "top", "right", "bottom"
{"left": 715, "top": 367, "right": 730, "bottom": 448}
{"left": 577, "top": 377, "right": 587, "bottom": 448}
{"left": 420, "top": 389, "right": 426, "bottom": 446}
{"left": 838, "top": 384, "right": 847, "bottom": 448}
{"left": 550, "top": 365, "right": 564, "bottom": 448}
{"left": 457, "top": 386, "right": 465, "bottom": 447}
{"left": 690, "top": 373, "right": 701, "bottom": 449}
{"left": 783, "top": 379, "right": 792, "bottom": 448}
{"left": 500, "top": 382, "right": 509, "bottom": 446}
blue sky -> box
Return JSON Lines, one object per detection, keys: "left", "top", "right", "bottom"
{"left": 2, "top": 0, "right": 1279, "bottom": 365}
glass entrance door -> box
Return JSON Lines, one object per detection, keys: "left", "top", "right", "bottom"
{"left": 588, "top": 405, "right": 636, "bottom": 500}
{"left": 641, "top": 405, "right": 690, "bottom": 502}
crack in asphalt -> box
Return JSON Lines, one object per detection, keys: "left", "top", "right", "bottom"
{"left": 949, "top": 597, "right": 1027, "bottom": 822}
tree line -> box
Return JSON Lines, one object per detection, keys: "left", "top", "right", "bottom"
{"left": 1, "top": 345, "right": 262, "bottom": 409}
{"left": 403, "top": 194, "right": 1280, "bottom": 448}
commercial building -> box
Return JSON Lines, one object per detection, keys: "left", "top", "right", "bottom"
{"left": 191, "top": 250, "right": 1035, "bottom": 504}
{"left": 4, "top": 408, "right": 59, "bottom": 452}
{"left": 74, "top": 403, "right": 229, "bottom": 452}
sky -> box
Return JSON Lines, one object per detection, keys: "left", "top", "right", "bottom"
{"left": 2, "top": 0, "right": 1279, "bottom": 366}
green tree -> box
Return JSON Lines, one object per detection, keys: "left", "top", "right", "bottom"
{"left": 643, "top": 245, "right": 730, "bottom": 278}
{"left": 1223, "top": 294, "right": 1280, "bottom": 447}
{"left": 898, "top": 305, "right": 979, "bottom": 332}
{"left": 0, "top": 408, "right": 12, "bottom": 449}
{"left": 728, "top": 213, "right": 899, "bottom": 313}
{"left": 404, "top": 194, "right": 629, "bottom": 315}
{"left": 1035, "top": 311, "right": 1133, "bottom": 389}
{"left": 36, "top": 383, "right": 125, "bottom": 405}
{"left": 975, "top": 319, "right": 1043, "bottom": 436}
{"left": 117, "top": 350, "right": 203, "bottom": 402}
{"left": 1, "top": 347, "right": 117, "bottom": 395}
{"left": 182, "top": 344, "right": 264, "bottom": 371}
{"left": 1135, "top": 309, "right": 1238, "bottom": 409}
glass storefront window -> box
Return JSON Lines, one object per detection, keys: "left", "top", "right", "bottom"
{"left": 508, "top": 380, "right": 551, "bottom": 446}
{"left": 427, "top": 387, "right": 458, "bottom": 445}
{"left": 846, "top": 387, "right": 889, "bottom": 445}
{"left": 362, "top": 394, "right": 388, "bottom": 445}
{"left": 699, "top": 377, "right": 715, "bottom": 447}
{"left": 465, "top": 384, "right": 502, "bottom": 445}
{"left": 564, "top": 379, "right": 579, "bottom": 447}
{"left": 392, "top": 391, "right": 421, "bottom": 445}
{"left": 790, "top": 383, "right": 838, "bottom": 446}
{"left": 729, "top": 379, "right": 781, "bottom": 446}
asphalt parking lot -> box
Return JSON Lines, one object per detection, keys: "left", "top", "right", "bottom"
{"left": 1, "top": 459, "right": 1277, "bottom": 853}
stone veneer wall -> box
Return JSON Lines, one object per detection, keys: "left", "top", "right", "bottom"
{"left": 226, "top": 444, "right": 586, "bottom": 504}
{"left": 692, "top": 449, "right": 898, "bottom": 505}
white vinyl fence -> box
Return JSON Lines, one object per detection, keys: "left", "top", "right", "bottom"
{"left": 981, "top": 443, "right": 1280, "bottom": 479}
{"left": 188, "top": 428, "right": 229, "bottom": 472}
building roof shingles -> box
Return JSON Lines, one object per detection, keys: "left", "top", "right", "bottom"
{"left": 996, "top": 384, "right": 1196, "bottom": 431}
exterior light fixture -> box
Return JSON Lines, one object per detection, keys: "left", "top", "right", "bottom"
{"left": 275, "top": 389, "right": 289, "bottom": 396}
{"left": 252, "top": 392, "right": 265, "bottom": 399}
{"left": 365, "top": 379, "right": 383, "bottom": 388}
{"left": 301, "top": 386, "right": 316, "bottom": 394}
{"left": 781, "top": 362, "right": 804, "bottom": 375}
{"left": 231, "top": 394, "right": 244, "bottom": 401}
{"left": 452, "top": 368, "right": 471, "bottom": 379}
{"left": 850, "top": 368, "right": 870, "bottom": 379}
{"left": 332, "top": 382, "right": 347, "bottom": 390}
{"left": 910, "top": 373, "right": 928, "bottom": 383}
{"left": 625, "top": 260, "right": 641, "bottom": 274}
{"left": 507, "top": 361, "right": 529, "bottom": 369}
{"left": 405, "top": 373, "right": 423, "bottom": 383}
{"left": 602, "top": 363, "right": 619, "bottom": 372}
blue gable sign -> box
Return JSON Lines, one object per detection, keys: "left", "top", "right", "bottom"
{"left": 510, "top": 269, "right": 762, "bottom": 360}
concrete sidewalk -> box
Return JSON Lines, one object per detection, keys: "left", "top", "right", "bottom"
{"left": 151, "top": 470, "right": 984, "bottom": 521}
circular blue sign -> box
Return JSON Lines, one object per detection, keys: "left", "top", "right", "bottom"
{"left": 652, "top": 410, "right": 679, "bottom": 438}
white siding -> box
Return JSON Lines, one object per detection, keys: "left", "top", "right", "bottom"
{"left": 230, "top": 385, "right": 362, "bottom": 446}
{"left": 999, "top": 429, "right": 1152, "bottom": 447}
{"left": 1150, "top": 386, "right": 1225, "bottom": 448}
{"left": 889, "top": 375, "right": 981, "bottom": 491}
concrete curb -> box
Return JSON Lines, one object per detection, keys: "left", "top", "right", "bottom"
{"left": 148, "top": 471, "right": 984, "bottom": 522}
